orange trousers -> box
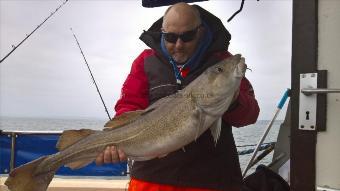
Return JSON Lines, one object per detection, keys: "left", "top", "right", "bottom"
{"left": 128, "top": 178, "right": 240, "bottom": 191}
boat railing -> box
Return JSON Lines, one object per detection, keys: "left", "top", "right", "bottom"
{"left": 0, "top": 130, "right": 127, "bottom": 176}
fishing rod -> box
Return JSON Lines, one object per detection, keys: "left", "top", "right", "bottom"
{"left": 71, "top": 28, "right": 112, "bottom": 120}
{"left": 0, "top": 0, "right": 69, "bottom": 64}
{"left": 227, "top": 0, "right": 260, "bottom": 22}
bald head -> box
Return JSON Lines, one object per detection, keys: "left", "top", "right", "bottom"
{"left": 162, "top": 3, "right": 201, "bottom": 31}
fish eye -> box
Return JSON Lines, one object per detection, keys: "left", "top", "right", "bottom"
{"left": 215, "top": 67, "right": 224, "bottom": 73}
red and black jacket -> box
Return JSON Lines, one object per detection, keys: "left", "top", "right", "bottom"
{"left": 114, "top": 5, "right": 260, "bottom": 191}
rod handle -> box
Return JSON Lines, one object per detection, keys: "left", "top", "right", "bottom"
{"left": 277, "top": 89, "right": 290, "bottom": 109}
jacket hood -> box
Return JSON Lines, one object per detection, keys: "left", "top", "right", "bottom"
{"left": 139, "top": 5, "right": 231, "bottom": 56}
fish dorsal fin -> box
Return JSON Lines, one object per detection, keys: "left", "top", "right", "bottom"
{"left": 210, "top": 118, "right": 222, "bottom": 146}
{"left": 104, "top": 109, "right": 154, "bottom": 129}
{"left": 56, "top": 129, "right": 96, "bottom": 151}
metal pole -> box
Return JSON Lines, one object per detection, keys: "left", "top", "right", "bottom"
{"left": 10, "top": 132, "right": 17, "bottom": 171}
{"left": 242, "top": 89, "right": 290, "bottom": 177}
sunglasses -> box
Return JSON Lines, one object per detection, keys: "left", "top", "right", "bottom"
{"left": 162, "top": 26, "right": 200, "bottom": 43}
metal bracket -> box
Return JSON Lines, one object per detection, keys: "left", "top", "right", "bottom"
{"left": 299, "top": 73, "right": 317, "bottom": 130}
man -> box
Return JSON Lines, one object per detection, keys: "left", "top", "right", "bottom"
{"left": 96, "top": 2, "right": 259, "bottom": 191}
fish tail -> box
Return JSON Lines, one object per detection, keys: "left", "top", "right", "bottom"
{"left": 5, "top": 156, "right": 55, "bottom": 191}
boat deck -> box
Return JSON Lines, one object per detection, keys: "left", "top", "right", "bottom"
{"left": 0, "top": 176, "right": 130, "bottom": 191}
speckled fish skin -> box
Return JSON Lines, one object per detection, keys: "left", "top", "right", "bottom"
{"left": 5, "top": 54, "right": 246, "bottom": 191}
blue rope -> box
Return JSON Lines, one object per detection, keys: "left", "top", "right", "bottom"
{"left": 238, "top": 142, "right": 275, "bottom": 155}
{"left": 236, "top": 141, "right": 275, "bottom": 148}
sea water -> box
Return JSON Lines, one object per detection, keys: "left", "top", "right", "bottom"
{"left": 0, "top": 116, "right": 282, "bottom": 173}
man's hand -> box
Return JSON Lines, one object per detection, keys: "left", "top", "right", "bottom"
{"left": 95, "top": 146, "right": 127, "bottom": 165}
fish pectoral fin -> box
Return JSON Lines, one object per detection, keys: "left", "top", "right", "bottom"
{"left": 65, "top": 158, "right": 93, "bottom": 170}
{"left": 193, "top": 105, "right": 206, "bottom": 140}
{"left": 104, "top": 109, "right": 153, "bottom": 129}
{"left": 210, "top": 118, "right": 222, "bottom": 146}
{"left": 57, "top": 129, "right": 96, "bottom": 151}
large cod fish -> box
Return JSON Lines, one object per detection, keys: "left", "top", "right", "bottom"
{"left": 5, "top": 54, "right": 246, "bottom": 191}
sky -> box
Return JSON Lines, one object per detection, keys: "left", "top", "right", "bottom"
{"left": 0, "top": 0, "right": 292, "bottom": 120}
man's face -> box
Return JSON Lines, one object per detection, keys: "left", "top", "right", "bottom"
{"left": 162, "top": 22, "right": 202, "bottom": 64}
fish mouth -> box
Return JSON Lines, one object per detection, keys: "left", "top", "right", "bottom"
{"left": 234, "top": 57, "right": 246, "bottom": 77}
